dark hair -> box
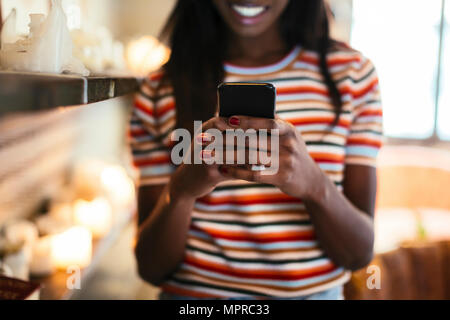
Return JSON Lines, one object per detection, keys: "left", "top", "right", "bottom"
{"left": 161, "top": 0, "right": 342, "bottom": 132}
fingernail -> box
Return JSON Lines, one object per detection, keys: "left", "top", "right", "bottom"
{"left": 229, "top": 117, "right": 240, "bottom": 126}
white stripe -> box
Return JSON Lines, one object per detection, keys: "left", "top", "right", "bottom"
{"left": 194, "top": 202, "right": 304, "bottom": 213}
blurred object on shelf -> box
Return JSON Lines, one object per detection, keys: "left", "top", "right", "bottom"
{"left": 74, "top": 198, "right": 112, "bottom": 239}
{"left": 71, "top": 26, "right": 126, "bottom": 74}
{"left": 1, "top": 8, "right": 18, "bottom": 44}
{"left": 0, "top": 259, "right": 13, "bottom": 278}
{"left": 35, "top": 213, "right": 71, "bottom": 236}
{"left": 51, "top": 226, "right": 92, "bottom": 270}
{"left": 72, "top": 159, "right": 107, "bottom": 201}
{"left": 100, "top": 165, "right": 136, "bottom": 213}
{"left": 30, "top": 235, "right": 54, "bottom": 277}
{"left": 4, "top": 220, "right": 38, "bottom": 263}
{"left": 126, "top": 36, "right": 170, "bottom": 76}
{"left": 72, "top": 159, "right": 136, "bottom": 215}
{"left": 0, "top": 238, "right": 29, "bottom": 281}
{"left": 0, "top": 276, "right": 40, "bottom": 300}
{"left": 0, "top": 0, "right": 88, "bottom": 75}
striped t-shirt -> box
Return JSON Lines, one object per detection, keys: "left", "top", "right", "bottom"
{"left": 129, "top": 44, "right": 383, "bottom": 298}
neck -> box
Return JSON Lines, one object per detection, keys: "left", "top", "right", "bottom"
{"left": 226, "top": 25, "right": 288, "bottom": 66}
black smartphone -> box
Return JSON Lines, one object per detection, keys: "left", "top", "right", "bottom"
{"left": 218, "top": 82, "right": 276, "bottom": 119}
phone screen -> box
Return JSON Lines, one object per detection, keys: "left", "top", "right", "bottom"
{"left": 218, "top": 82, "right": 276, "bottom": 119}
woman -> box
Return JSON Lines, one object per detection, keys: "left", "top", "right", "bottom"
{"left": 130, "top": 0, "right": 382, "bottom": 300}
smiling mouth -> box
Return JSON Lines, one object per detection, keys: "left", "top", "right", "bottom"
{"left": 230, "top": 3, "right": 269, "bottom": 18}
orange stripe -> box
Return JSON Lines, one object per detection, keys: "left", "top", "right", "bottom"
{"left": 359, "top": 109, "right": 383, "bottom": 117}
{"left": 134, "top": 154, "right": 171, "bottom": 166}
{"left": 148, "top": 71, "right": 164, "bottom": 82}
{"left": 185, "top": 254, "right": 335, "bottom": 279}
{"left": 287, "top": 116, "right": 351, "bottom": 128}
{"left": 157, "top": 100, "right": 176, "bottom": 117}
{"left": 192, "top": 226, "right": 314, "bottom": 242}
{"left": 310, "top": 152, "right": 345, "bottom": 162}
{"left": 340, "top": 79, "right": 379, "bottom": 99}
{"left": 301, "top": 55, "right": 362, "bottom": 67}
{"left": 134, "top": 98, "right": 154, "bottom": 116}
{"left": 197, "top": 193, "right": 301, "bottom": 206}
{"left": 347, "top": 137, "right": 382, "bottom": 148}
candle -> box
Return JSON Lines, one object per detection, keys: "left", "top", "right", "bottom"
{"left": 51, "top": 227, "right": 92, "bottom": 270}
{"left": 30, "top": 236, "right": 55, "bottom": 277}
{"left": 36, "top": 214, "right": 71, "bottom": 236}
{"left": 100, "top": 165, "right": 135, "bottom": 211}
{"left": 74, "top": 198, "right": 112, "bottom": 238}
{"left": 5, "top": 221, "right": 38, "bottom": 263}
{"left": 126, "top": 36, "right": 170, "bottom": 75}
{"left": 49, "top": 203, "right": 73, "bottom": 225}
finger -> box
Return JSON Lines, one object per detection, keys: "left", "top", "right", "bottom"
{"left": 220, "top": 147, "right": 272, "bottom": 166}
{"left": 227, "top": 116, "right": 290, "bottom": 135}
{"left": 219, "top": 165, "right": 263, "bottom": 183}
{"left": 219, "top": 165, "right": 279, "bottom": 184}
{"left": 222, "top": 132, "right": 274, "bottom": 152}
{"left": 195, "top": 132, "right": 216, "bottom": 146}
{"left": 202, "top": 117, "right": 234, "bottom": 132}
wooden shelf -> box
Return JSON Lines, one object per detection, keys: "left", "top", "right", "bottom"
{"left": 0, "top": 71, "right": 140, "bottom": 116}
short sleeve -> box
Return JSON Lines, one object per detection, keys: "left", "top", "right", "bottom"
{"left": 128, "top": 71, "right": 177, "bottom": 186}
{"left": 345, "top": 58, "right": 383, "bottom": 167}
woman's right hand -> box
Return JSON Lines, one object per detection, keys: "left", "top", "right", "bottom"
{"left": 168, "top": 117, "right": 231, "bottom": 202}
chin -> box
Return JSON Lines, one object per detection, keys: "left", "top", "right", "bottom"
{"left": 228, "top": 23, "right": 274, "bottom": 38}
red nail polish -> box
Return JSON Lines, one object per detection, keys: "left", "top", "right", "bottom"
{"left": 229, "top": 117, "right": 240, "bottom": 126}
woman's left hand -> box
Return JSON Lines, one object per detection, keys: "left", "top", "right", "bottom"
{"left": 218, "top": 115, "right": 323, "bottom": 200}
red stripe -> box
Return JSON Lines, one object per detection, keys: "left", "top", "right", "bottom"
{"left": 196, "top": 197, "right": 302, "bottom": 206}
{"left": 347, "top": 138, "right": 382, "bottom": 148}
{"left": 190, "top": 226, "right": 315, "bottom": 243}
{"left": 313, "top": 158, "right": 344, "bottom": 164}
{"left": 277, "top": 86, "right": 328, "bottom": 96}
{"left": 129, "top": 128, "right": 147, "bottom": 137}
{"left": 148, "top": 72, "right": 163, "bottom": 82}
{"left": 184, "top": 256, "right": 337, "bottom": 281}
{"left": 133, "top": 155, "right": 171, "bottom": 166}
{"left": 289, "top": 118, "right": 350, "bottom": 129}
{"left": 340, "top": 79, "right": 379, "bottom": 99}
{"left": 358, "top": 109, "right": 383, "bottom": 117}
{"left": 134, "top": 98, "right": 154, "bottom": 117}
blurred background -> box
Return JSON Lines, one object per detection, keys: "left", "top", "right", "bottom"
{"left": 0, "top": 0, "right": 449, "bottom": 300}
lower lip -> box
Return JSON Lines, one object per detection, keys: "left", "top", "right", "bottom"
{"left": 230, "top": 6, "right": 270, "bottom": 25}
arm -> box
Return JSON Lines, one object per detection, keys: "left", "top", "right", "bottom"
{"left": 219, "top": 116, "right": 377, "bottom": 271}
{"left": 302, "top": 164, "right": 376, "bottom": 270}
{"left": 135, "top": 184, "right": 195, "bottom": 286}
{"left": 134, "top": 117, "right": 233, "bottom": 285}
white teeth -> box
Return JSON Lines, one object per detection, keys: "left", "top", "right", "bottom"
{"left": 232, "top": 5, "right": 266, "bottom": 17}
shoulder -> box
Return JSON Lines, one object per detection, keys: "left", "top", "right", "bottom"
{"left": 327, "top": 42, "right": 377, "bottom": 79}
{"left": 139, "top": 67, "right": 173, "bottom": 99}
{"left": 298, "top": 42, "right": 377, "bottom": 79}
